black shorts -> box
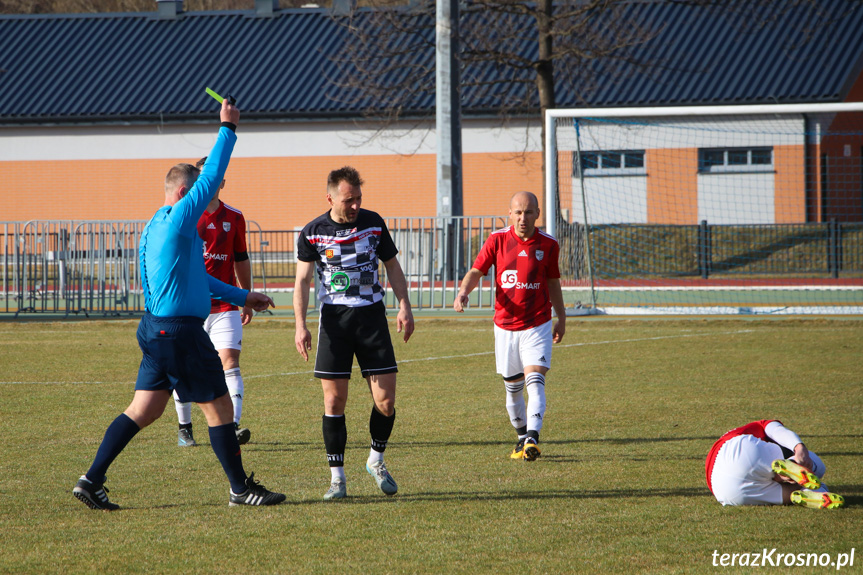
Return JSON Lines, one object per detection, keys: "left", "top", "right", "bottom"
{"left": 135, "top": 313, "right": 228, "bottom": 403}
{"left": 314, "top": 301, "right": 398, "bottom": 379}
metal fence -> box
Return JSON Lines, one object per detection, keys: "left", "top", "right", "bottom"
{"left": 1, "top": 216, "right": 507, "bottom": 317}
{"left": 4, "top": 217, "right": 860, "bottom": 317}
{"left": 2, "top": 221, "right": 146, "bottom": 317}
{"left": 553, "top": 219, "right": 863, "bottom": 281}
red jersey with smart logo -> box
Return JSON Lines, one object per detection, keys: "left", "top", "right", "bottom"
{"left": 197, "top": 201, "right": 248, "bottom": 313}
{"left": 472, "top": 226, "right": 561, "bottom": 331}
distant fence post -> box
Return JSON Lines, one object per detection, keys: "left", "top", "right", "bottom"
{"left": 698, "top": 219, "right": 711, "bottom": 279}
{"left": 245, "top": 220, "right": 273, "bottom": 315}
{"left": 827, "top": 218, "right": 840, "bottom": 278}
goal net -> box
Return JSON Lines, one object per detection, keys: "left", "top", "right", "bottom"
{"left": 545, "top": 103, "right": 863, "bottom": 315}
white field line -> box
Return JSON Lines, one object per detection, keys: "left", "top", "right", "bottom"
{"left": 0, "top": 329, "right": 751, "bottom": 385}
{"left": 396, "top": 328, "right": 755, "bottom": 364}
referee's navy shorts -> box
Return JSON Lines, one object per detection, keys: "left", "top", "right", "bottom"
{"left": 135, "top": 312, "right": 228, "bottom": 403}
{"left": 314, "top": 301, "right": 398, "bottom": 380}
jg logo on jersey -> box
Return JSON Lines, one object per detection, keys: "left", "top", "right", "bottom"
{"left": 501, "top": 270, "right": 540, "bottom": 290}
{"left": 501, "top": 270, "right": 519, "bottom": 288}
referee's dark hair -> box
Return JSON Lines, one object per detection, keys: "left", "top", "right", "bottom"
{"left": 328, "top": 166, "right": 364, "bottom": 191}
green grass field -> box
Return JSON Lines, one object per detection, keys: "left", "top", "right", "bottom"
{"left": 2, "top": 316, "right": 862, "bottom": 574}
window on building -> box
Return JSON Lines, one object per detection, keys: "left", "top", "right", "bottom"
{"left": 575, "top": 150, "right": 646, "bottom": 176}
{"left": 698, "top": 147, "right": 773, "bottom": 173}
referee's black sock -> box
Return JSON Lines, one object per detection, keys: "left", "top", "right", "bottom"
{"left": 209, "top": 422, "right": 247, "bottom": 494}
{"left": 322, "top": 414, "right": 347, "bottom": 468}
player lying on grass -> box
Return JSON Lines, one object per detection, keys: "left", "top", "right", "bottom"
{"left": 706, "top": 419, "right": 844, "bottom": 509}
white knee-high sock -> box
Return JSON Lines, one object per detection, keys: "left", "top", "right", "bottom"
{"left": 225, "top": 367, "right": 244, "bottom": 424}
{"left": 173, "top": 389, "right": 192, "bottom": 425}
{"left": 525, "top": 372, "right": 546, "bottom": 436}
{"left": 505, "top": 378, "right": 527, "bottom": 433}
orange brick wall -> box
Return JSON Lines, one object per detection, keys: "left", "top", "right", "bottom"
{"left": 0, "top": 152, "right": 545, "bottom": 230}
{"left": 463, "top": 151, "right": 544, "bottom": 222}
{"left": 646, "top": 148, "right": 698, "bottom": 224}
{"left": 0, "top": 158, "right": 169, "bottom": 223}
{"left": 556, "top": 151, "right": 574, "bottom": 218}
{"left": 773, "top": 144, "right": 807, "bottom": 223}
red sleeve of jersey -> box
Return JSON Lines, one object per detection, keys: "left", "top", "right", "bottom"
{"left": 197, "top": 215, "right": 207, "bottom": 241}
{"left": 737, "top": 420, "right": 778, "bottom": 439}
{"left": 547, "top": 236, "right": 561, "bottom": 279}
{"left": 472, "top": 232, "right": 499, "bottom": 275}
{"left": 233, "top": 213, "right": 247, "bottom": 253}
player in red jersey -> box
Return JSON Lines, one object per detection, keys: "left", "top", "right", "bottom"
{"left": 706, "top": 419, "right": 844, "bottom": 509}
{"left": 172, "top": 157, "right": 254, "bottom": 447}
{"left": 454, "top": 191, "right": 566, "bottom": 461}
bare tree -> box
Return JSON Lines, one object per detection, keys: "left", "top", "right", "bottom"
{"left": 327, "top": 0, "right": 677, "bottom": 163}
{"left": 327, "top": 0, "right": 668, "bottom": 223}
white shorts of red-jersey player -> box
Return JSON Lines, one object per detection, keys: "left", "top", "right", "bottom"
{"left": 204, "top": 310, "right": 243, "bottom": 351}
{"left": 493, "top": 320, "right": 552, "bottom": 378}
{"left": 711, "top": 435, "right": 826, "bottom": 506}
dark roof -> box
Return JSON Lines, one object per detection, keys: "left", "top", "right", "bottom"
{"left": 0, "top": 1, "right": 861, "bottom": 125}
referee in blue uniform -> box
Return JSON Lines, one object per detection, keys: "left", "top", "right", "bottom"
{"left": 73, "top": 99, "right": 284, "bottom": 510}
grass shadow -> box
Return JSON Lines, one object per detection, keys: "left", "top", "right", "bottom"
{"left": 286, "top": 486, "right": 712, "bottom": 506}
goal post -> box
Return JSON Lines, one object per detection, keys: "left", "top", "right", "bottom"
{"left": 545, "top": 103, "right": 863, "bottom": 315}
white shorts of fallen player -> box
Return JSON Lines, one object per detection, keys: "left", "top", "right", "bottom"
{"left": 204, "top": 310, "right": 243, "bottom": 351}
{"left": 711, "top": 434, "right": 825, "bottom": 506}
{"left": 493, "top": 320, "right": 553, "bottom": 379}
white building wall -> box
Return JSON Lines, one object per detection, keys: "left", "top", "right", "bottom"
{"left": 572, "top": 176, "right": 649, "bottom": 224}
{"left": 0, "top": 119, "right": 542, "bottom": 161}
{"left": 698, "top": 173, "right": 775, "bottom": 224}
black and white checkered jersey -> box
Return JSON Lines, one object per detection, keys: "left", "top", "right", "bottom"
{"left": 297, "top": 209, "right": 399, "bottom": 307}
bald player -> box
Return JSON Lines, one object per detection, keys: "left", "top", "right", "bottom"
{"left": 454, "top": 191, "right": 566, "bottom": 461}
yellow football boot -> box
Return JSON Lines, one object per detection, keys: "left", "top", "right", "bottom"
{"left": 772, "top": 459, "right": 821, "bottom": 489}
{"left": 790, "top": 490, "right": 844, "bottom": 510}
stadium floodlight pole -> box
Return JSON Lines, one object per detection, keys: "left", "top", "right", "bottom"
{"left": 435, "top": 0, "right": 463, "bottom": 220}
{"left": 436, "top": 0, "right": 463, "bottom": 299}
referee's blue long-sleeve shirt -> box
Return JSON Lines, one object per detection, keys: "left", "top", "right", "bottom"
{"left": 139, "top": 124, "right": 247, "bottom": 318}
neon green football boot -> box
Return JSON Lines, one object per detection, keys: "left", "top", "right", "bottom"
{"left": 772, "top": 459, "right": 821, "bottom": 489}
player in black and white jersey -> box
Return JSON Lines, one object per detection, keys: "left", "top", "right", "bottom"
{"left": 293, "top": 166, "right": 415, "bottom": 501}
